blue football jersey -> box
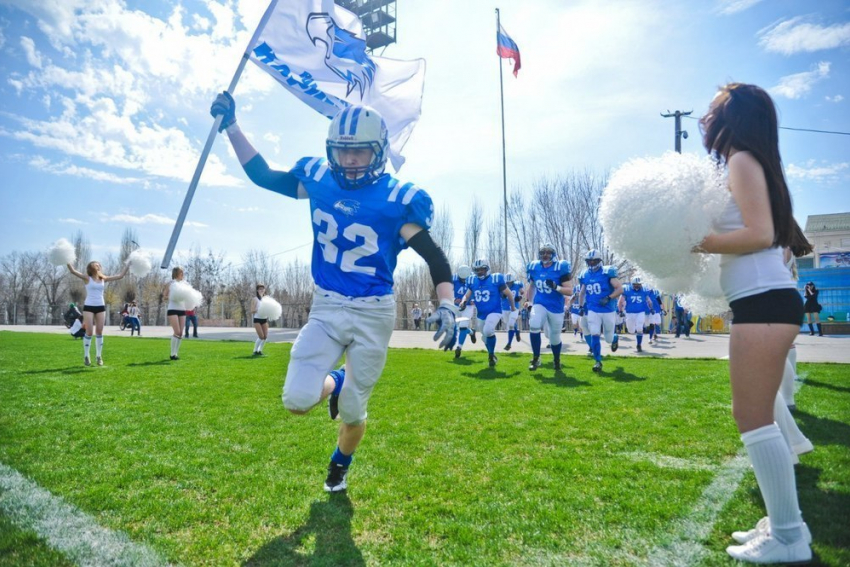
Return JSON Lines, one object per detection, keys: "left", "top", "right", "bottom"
{"left": 501, "top": 281, "right": 523, "bottom": 311}
{"left": 526, "top": 260, "right": 572, "bottom": 313}
{"left": 623, "top": 288, "right": 652, "bottom": 314}
{"left": 578, "top": 265, "right": 618, "bottom": 313}
{"left": 289, "top": 157, "right": 433, "bottom": 297}
{"left": 467, "top": 273, "right": 507, "bottom": 317}
{"left": 453, "top": 274, "right": 470, "bottom": 306}
{"left": 647, "top": 288, "right": 663, "bottom": 313}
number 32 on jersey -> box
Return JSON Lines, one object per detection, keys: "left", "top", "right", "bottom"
{"left": 313, "top": 208, "right": 379, "bottom": 275}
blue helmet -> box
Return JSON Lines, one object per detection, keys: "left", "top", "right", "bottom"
{"left": 538, "top": 243, "right": 557, "bottom": 262}
{"left": 326, "top": 105, "right": 389, "bottom": 190}
{"left": 472, "top": 258, "right": 490, "bottom": 279}
{"left": 585, "top": 249, "right": 602, "bottom": 270}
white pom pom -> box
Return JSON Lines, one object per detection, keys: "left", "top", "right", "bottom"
{"left": 127, "top": 250, "right": 152, "bottom": 277}
{"left": 601, "top": 152, "right": 729, "bottom": 310}
{"left": 256, "top": 296, "right": 282, "bottom": 320}
{"left": 170, "top": 281, "right": 203, "bottom": 310}
{"left": 47, "top": 238, "right": 76, "bottom": 266}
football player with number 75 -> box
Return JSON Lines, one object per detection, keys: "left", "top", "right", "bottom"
{"left": 211, "top": 92, "right": 457, "bottom": 494}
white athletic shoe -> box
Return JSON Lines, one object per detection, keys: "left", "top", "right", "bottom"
{"left": 726, "top": 531, "right": 811, "bottom": 564}
{"left": 732, "top": 517, "right": 812, "bottom": 545}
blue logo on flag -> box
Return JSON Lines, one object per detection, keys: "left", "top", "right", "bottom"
{"left": 306, "top": 12, "right": 376, "bottom": 98}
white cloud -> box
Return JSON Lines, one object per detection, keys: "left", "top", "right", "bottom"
{"left": 759, "top": 17, "right": 850, "bottom": 55}
{"left": 0, "top": 28, "right": 6, "bottom": 49}
{"left": 825, "top": 94, "right": 844, "bottom": 103}
{"left": 29, "top": 156, "right": 144, "bottom": 184}
{"left": 716, "top": 0, "right": 763, "bottom": 15}
{"left": 769, "top": 61, "right": 830, "bottom": 99}
{"left": 20, "top": 36, "right": 43, "bottom": 68}
{"left": 58, "top": 218, "right": 87, "bottom": 224}
{"left": 786, "top": 160, "right": 849, "bottom": 181}
{"left": 103, "top": 213, "right": 208, "bottom": 228}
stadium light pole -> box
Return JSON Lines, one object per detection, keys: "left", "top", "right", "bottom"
{"left": 661, "top": 110, "right": 692, "bottom": 153}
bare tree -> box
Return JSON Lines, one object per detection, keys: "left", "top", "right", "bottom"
{"left": 226, "top": 250, "right": 282, "bottom": 326}
{"left": 506, "top": 190, "right": 542, "bottom": 271}
{"left": 430, "top": 203, "right": 454, "bottom": 265}
{"left": 181, "top": 246, "right": 229, "bottom": 319}
{"left": 463, "top": 199, "right": 484, "bottom": 265}
{"left": 485, "top": 207, "right": 507, "bottom": 273}
{"left": 31, "top": 252, "right": 69, "bottom": 325}
{"left": 0, "top": 252, "right": 37, "bottom": 324}
{"left": 68, "top": 231, "right": 91, "bottom": 305}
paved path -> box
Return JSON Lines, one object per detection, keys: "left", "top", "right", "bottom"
{"left": 2, "top": 325, "right": 847, "bottom": 363}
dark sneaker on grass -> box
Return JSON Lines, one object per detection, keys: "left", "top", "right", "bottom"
{"left": 324, "top": 462, "right": 348, "bottom": 492}
{"left": 488, "top": 354, "right": 498, "bottom": 367}
{"left": 454, "top": 346, "right": 462, "bottom": 359}
{"left": 84, "top": 356, "right": 91, "bottom": 367}
{"left": 528, "top": 357, "right": 540, "bottom": 371}
{"left": 611, "top": 335, "right": 619, "bottom": 352}
{"left": 554, "top": 359, "right": 562, "bottom": 372}
{"left": 592, "top": 361, "right": 602, "bottom": 373}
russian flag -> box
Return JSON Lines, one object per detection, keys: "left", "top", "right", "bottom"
{"left": 496, "top": 24, "right": 521, "bottom": 77}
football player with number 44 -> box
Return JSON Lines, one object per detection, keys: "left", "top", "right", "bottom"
{"left": 211, "top": 92, "right": 457, "bottom": 494}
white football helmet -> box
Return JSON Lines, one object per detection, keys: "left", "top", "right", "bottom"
{"left": 326, "top": 105, "right": 389, "bottom": 189}
{"left": 472, "top": 258, "right": 490, "bottom": 279}
{"left": 538, "top": 243, "right": 557, "bottom": 262}
{"left": 631, "top": 276, "right": 643, "bottom": 289}
{"left": 585, "top": 249, "right": 602, "bottom": 270}
{"left": 505, "top": 272, "right": 515, "bottom": 283}
{"left": 457, "top": 265, "right": 472, "bottom": 280}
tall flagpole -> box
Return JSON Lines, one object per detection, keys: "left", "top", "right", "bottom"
{"left": 160, "top": 0, "right": 280, "bottom": 269}
{"left": 496, "top": 8, "right": 509, "bottom": 272}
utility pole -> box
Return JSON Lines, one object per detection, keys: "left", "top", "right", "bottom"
{"left": 661, "top": 110, "right": 692, "bottom": 153}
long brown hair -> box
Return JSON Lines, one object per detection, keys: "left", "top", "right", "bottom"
{"left": 86, "top": 261, "right": 103, "bottom": 280}
{"left": 256, "top": 283, "right": 266, "bottom": 301}
{"left": 700, "top": 83, "right": 812, "bottom": 256}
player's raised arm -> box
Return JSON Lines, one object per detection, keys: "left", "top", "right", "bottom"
{"left": 210, "top": 91, "right": 303, "bottom": 199}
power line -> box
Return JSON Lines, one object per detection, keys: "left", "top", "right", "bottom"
{"left": 683, "top": 115, "right": 850, "bottom": 136}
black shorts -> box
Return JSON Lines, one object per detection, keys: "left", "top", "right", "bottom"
{"left": 83, "top": 305, "right": 106, "bottom": 314}
{"left": 167, "top": 309, "right": 187, "bottom": 317}
{"left": 253, "top": 318, "right": 269, "bottom": 325}
{"left": 730, "top": 289, "right": 804, "bottom": 325}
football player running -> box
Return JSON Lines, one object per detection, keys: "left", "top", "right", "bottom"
{"left": 452, "top": 265, "right": 476, "bottom": 359}
{"left": 618, "top": 276, "right": 654, "bottom": 352}
{"left": 645, "top": 286, "right": 665, "bottom": 344}
{"left": 578, "top": 249, "right": 623, "bottom": 372}
{"left": 525, "top": 243, "right": 572, "bottom": 371}
{"left": 502, "top": 273, "right": 524, "bottom": 351}
{"left": 211, "top": 93, "right": 457, "bottom": 493}
{"left": 458, "top": 259, "right": 516, "bottom": 367}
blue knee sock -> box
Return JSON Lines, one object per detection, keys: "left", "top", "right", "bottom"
{"left": 331, "top": 446, "right": 353, "bottom": 466}
{"left": 636, "top": 334, "right": 643, "bottom": 347}
{"left": 507, "top": 330, "right": 515, "bottom": 345}
{"left": 551, "top": 342, "right": 562, "bottom": 362}
{"left": 459, "top": 328, "right": 469, "bottom": 346}
{"left": 486, "top": 335, "right": 496, "bottom": 355}
{"left": 591, "top": 335, "right": 602, "bottom": 361}
{"left": 530, "top": 332, "right": 541, "bottom": 357}
{"left": 585, "top": 334, "right": 593, "bottom": 350}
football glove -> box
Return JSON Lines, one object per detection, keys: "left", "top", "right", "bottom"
{"left": 599, "top": 296, "right": 610, "bottom": 306}
{"left": 578, "top": 306, "right": 587, "bottom": 317}
{"left": 210, "top": 91, "right": 237, "bottom": 133}
{"left": 458, "top": 300, "right": 467, "bottom": 311}
{"left": 649, "top": 309, "right": 656, "bottom": 315}
{"left": 545, "top": 279, "right": 557, "bottom": 290}
{"left": 427, "top": 299, "right": 459, "bottom": 351}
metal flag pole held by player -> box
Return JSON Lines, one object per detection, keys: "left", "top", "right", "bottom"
{"left": 496, "top": 8, "right": 509, "bottom": 272}
{"left": 160, "top": 0, "right": 280, "bottom": 269}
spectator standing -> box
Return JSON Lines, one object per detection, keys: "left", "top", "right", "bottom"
{"left": 185, "top": 308, "right": 199, "bottom": 338}
{"left": 411, "top": 304, "right": 422, "bottom": 330}
{"left": 128, "top": 301, "right": 142, "bottom": 337}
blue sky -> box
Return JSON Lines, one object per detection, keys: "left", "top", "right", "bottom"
{"left": 0, "top": 0, "right": 848, "bottom": 270}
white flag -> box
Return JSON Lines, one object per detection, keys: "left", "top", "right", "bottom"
{"left": 249, "top": 0, "right": 425, "bottom": 171}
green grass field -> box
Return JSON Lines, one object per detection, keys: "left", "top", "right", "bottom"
{"left": 0, "top": 331, "right": 847, "bottom": 566}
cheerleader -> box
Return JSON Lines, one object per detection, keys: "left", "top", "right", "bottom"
{"left": 66, "top": 260, "right": 129, "bottom": 366}
{"left": 251, "top": 284, "right": 269, "bottom": 356}
{"left": 163, "top": 267, "right": 186, "bottom": 360}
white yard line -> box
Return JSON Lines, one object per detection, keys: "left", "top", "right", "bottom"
{"left": 0, "top": 462, "right": 173, "bottom": 567}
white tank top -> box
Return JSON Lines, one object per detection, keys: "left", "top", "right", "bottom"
{"left": 713, "top": 195, "right": 796, "bottom": 302}
{"left": 167, "top": 280, "right": 182, "bottom": 311}
{"left": 84, "top": 277, "right": 105, "bottom": 307}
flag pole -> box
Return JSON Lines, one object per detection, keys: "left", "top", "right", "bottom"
{"left": 496, "top": 8, "right": 509, "bottom": 273}
{"left": 160, "top": 0, "right": 280, "bottom": 269}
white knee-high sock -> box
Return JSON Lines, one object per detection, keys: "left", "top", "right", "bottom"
{"left": 775, "top": 393, "right": 811, "bottom": 453}
{"left": 259, "top": 339, "right": 266, "bottom": 352}
{"left": 787, "top": 346, "right": 798, "bottom": 376}
{"left": 773, "top": 394, "right": 798, "bottom": 464}
{"left": 780, "top": 358, "right": 796, "bottom": 407}
{"left": 95, "top": 335, "right": 104, "bottom": 358}
{"left": 174, "top": 336, "right": 182, "bottom": 356}
{"left": 741, "top": 424, "right": 804, "bottom": 544}
{"left": 83, "top": 335, "right": 92, "bottom": 358}
{"left": 254, "top": 338, "right": 262, "bottom": 352}
{"left": 170, "top": 336, "right": 178, "bottom": 357}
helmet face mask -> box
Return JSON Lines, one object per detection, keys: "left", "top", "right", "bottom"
{"left": 631, "top": 276, "right": 642, "bottom": 290}
{"left": 505, "top": 273, "right": 514, "bottom": 283}
{"left": 327, "top": 105, "right": 389, "bottom": 190}
{"left": 457, "top": 265, "right": 472, "bottom": 280}
{"left": 585, "top": 249, "right": 603, "bottom": 271}
{"left": 538, "top": 243, "right": 556, "bottom": 263}
{"left": 472, "top": 258, "right": 490, "bottom": 279}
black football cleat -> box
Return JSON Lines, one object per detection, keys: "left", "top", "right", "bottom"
{"left": 528, "top": 357, "right": 540, "bottom": 371}
{"left": 323, "top": 462, "right": 348, "bottom": 492}
{"left": 592, "top": 361, "right": 602, "bottom": 373}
